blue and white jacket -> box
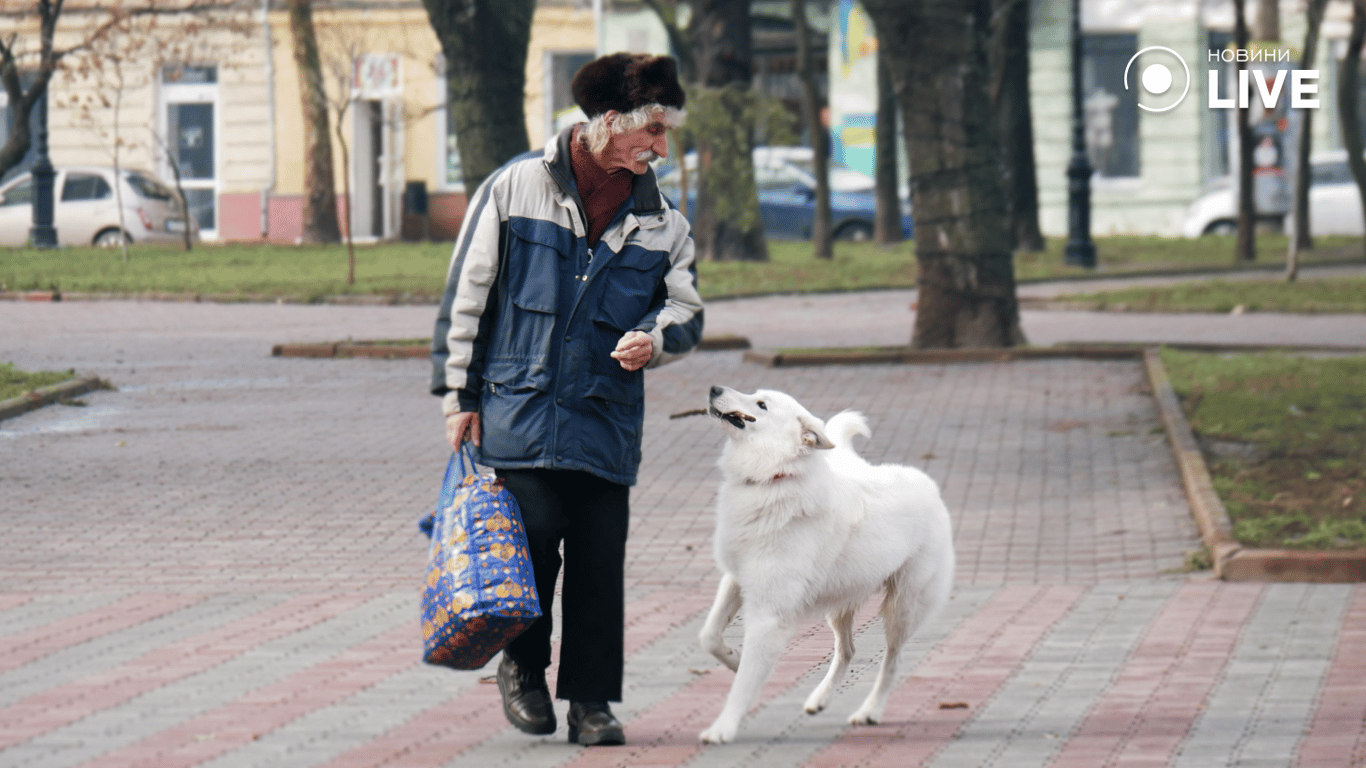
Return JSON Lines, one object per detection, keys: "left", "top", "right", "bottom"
{"left": 431, "top": 126, "right": 704, "bottom": 486}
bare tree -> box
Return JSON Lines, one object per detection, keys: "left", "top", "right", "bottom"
{"left": 991, "top": 0, "right": 1044, "bottom": 252}
{"left": 643, "top": 0, "right": 772, "bottom": 262}
{"left": 689, "top": 0, "right": 768, "bottom": 261}
{"left": 72, "top": 33, "right": 134, "bottom": 262}
{"left": 287, "top": 0, "right": 341, "bottom": 243}
{"left": 1233, "top": 0, "right": 1257, "bottom": 262}
{"left": 1288, "top": 0, "right": 1329, "bottom": 280}
{"left": 862, "top": 0, "right": 1024, "bottom": 349}
{"left": 873, "top": 49, "right": 902, "bottom": 245}
{"left": 0, "top": 0, "right": 223, "bottom": 180}
{"left": 792, "top": 0, "right": 831, "bottom": 259}
{"left": 420, "top": 0, "right": 534, "bottom": 196}
{"left": 1341, "top": 0, "right": 1366, "bottom": 261}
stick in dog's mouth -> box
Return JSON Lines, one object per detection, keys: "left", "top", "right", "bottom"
{"left": 707, "top": 406, "right": 755, "bottom": 429}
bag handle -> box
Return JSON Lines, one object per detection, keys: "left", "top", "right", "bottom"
{"left": 457, "top": 441, "right": 477, "bottom": 479}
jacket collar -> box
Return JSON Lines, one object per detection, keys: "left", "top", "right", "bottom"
{"left": 544, "top": 126, "right": 666, "bottom": 216}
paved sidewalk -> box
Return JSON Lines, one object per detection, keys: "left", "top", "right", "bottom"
{"left": 1, "top": 275, "right": 1364, "bottom": 767}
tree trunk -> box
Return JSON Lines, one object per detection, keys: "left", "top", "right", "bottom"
{"left": 421, "top": 0, "right": 534, "bottom": 197}
{"left": 1341, "top": 0, "right": 1366, "bottom": 261}
{"left": 287, "top": 0, "right": 341, "bottom": 244}
{"left": 1233, "top": 0, "right": 1257, "bottom": 262}
{"left": 1289, "top": 0, "right": 1328, "bottom": 279}
{"left": 0, "top": 0, "right": 59, "bottom": 185}
{"left": 874, "top": 48, "right": 902, "bottom": 245}
{"left": 335, "top": 103, "right": 357, "bottom": 284}
{"left": 688, "top": 0, "right": 768, "bottom": 262}
{"left": 862, "top": 0, "right": 1024, "bottom": 349}
{"left": 1255, "top": 0, "right": 1280, "bottom": 41}
{"left": 0, "top": 51, "right": 47, "bottom": 181}
{"left": 991, "top": 0, "right": 1045, "bottom": 252}
{"left": 793, "top": 0, "right": 832, "bottom": 259}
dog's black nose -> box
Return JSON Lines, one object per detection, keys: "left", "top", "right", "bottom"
{"left": 710, "top": 385, "right": 724, "bottom": 399}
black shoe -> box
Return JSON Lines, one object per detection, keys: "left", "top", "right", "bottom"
{"left": 567, "top": 701, "right": 625, "bottom": 746}
{"left": 496, "top": 654, "right": 556, "bottom": 735}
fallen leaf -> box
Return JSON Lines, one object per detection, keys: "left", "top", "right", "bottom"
{"left": 938, "top": 702, "right": 969, "bottom": 710}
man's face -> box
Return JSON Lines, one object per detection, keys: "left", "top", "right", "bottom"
{"left": 600, "top": 112, "right": 670, "bottom": 175}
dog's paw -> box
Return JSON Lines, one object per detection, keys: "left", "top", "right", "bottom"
{"left": 804, "top": 702, "right": 825, "bottom": 715}
{"left": 847, "top": 710, "right": 881, "bottom": 726}
{"left": 699, "top": 722, "right": 737, "bottom": 744}
{"left": 718, "top": 648, "right": 740, "bottom": 673}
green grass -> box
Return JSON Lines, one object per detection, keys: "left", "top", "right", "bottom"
{"left": 1052, "top": 277, "right": 1366, "bottom": 313}
{"left": 0, "top": 242, "right": 455, "bottom": 302}
{"left": 1160, "top": 348, "right": 1366, "bottom": 549}
{"left": 2, "top": 233, "right": 1361, "bottom": 303}
{"left": 1, "top": 363, "right": 77, "bottom": 401}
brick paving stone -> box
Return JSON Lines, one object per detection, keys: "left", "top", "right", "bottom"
{"left": 1173, "top": 584, "right": 1351, "bottom": 768}
{"left": 0, "top": 293, "right": 1362, "bottom": 768}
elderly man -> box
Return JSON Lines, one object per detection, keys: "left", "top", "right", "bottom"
{"left": 430, "top": 53, "right": 703, "bottom": 746}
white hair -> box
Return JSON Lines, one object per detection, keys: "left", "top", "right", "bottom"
{"left": 580, "top": 104, "right": 687, "bottom": 154}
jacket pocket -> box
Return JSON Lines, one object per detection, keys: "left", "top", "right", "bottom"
{"left": 480, "top": 361, "right": 553, "bottom": 461}
{"left": 583, "top": 371, "right": 642, "bottom": 405}
{"left": 494, "top": 217, "right": 570, "bottom": 362}
{"left": 594, "top": 246, "right": 667, "bottom": 332}
{"left": 506, "top": 217, "right": 572, "bottom": 314}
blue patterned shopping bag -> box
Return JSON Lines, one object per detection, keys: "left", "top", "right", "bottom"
{"left": 418, "top": 445, "right": 541, "bottom": 670}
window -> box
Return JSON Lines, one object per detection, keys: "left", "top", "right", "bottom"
{"left": 126, "top": 171, "right": 175, "bottom": 201}
{"left": 1, "top": 177, "right": 33, "bottom": 206}
{"left": 161, "top": 65, "right": 217, "bottom": 233}
{"left": 60, "top": 173, "right": 112, "bottom": 202}
{"left": 1082, "top": 33, "right": 1140, "bottom": 178}
{"left": 161, "top": 64, "right": 217, "bottom": 84}
{"left": 548, "top": 51, "right": 594, "bottom": 138}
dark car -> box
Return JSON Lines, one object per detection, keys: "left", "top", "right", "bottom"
{"left": 656, "top": 147, "right": 912, "bottom": 241}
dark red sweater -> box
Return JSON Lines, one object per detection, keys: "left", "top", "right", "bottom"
{"left": 570, "top": 128, "right": 634, "bottom": 247}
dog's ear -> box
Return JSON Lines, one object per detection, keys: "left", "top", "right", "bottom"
{"left": 799, "top": 414, "right": 835, "bottom": 450}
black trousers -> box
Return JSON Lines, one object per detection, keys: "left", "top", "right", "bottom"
{"left": 495, "top": 468, "right": 630, "bottom": 703}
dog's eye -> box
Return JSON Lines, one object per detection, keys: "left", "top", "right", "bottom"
{"left": 756, "top": 401, "right": 766, "bottom": 410}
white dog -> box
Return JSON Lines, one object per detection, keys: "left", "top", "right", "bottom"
{"left": 697, "top": 385, "right": 955, "bottom": 744}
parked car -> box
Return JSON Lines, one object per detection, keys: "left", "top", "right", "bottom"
{"left": 655, "top": 146, "right": 912, "bottom": 241}
{"left": 0, "top": 166, "right": 190, "bottom": 247}
{"left": 1181, "top": 151, "right": 1365, "bottom": 238}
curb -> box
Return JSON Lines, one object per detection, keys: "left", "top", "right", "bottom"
{"left": 272, "top": 334, "right": 753, "bottom": 360}
{"left": 1142, "top": 348, "right": 1366, "bottom": 583}
{"left": 0, "top": 375, "right": 107, "bottom": 423}
{"left": 743, "top": 345, "right": 1137, "bottom": 367}
{"left": 745, "top": 342, "right": 1366, "bottom": 583}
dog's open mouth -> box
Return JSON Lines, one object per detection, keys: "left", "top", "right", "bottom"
{"left": 709, "top": 406, "right": 755, "bottom": 430}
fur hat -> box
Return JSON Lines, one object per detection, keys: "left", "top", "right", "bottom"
{"left": 571, "top": 53, "right": 686, "bottom": 119}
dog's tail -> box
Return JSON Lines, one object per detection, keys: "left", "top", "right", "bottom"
{"left": 824, "top": 410, "right": 870, "bottom": 451}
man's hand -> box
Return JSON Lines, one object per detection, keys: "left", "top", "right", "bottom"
{"left": 445, "top": 412, "right": 481, "bottom": 451}
{"left": 610, "top": 331, "right": 653, "bottom": 371}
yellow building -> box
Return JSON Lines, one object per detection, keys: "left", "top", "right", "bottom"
{"left": 19, "top": 0, "right": 595, "bottom": 242}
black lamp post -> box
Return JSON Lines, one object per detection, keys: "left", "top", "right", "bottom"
{"left": 1064, "top": 0, "right": 1095, "bottom": 268}
{"left": 29, "top": 92, "right": 58, "bottom": 249}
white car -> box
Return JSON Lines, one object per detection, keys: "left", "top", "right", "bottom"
{"left": 1181, "top": 151, "right": 1365, "bottom": 237}
{"left": 0, "top": 165, "right": 190, "bottom": 247}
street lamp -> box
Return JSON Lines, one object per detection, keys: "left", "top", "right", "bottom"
{"left": 28, "top": 92, "right": 58, "bottom": 249}
{"left": 1065, "top": 0, "right": 1095, "bottom": 268}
